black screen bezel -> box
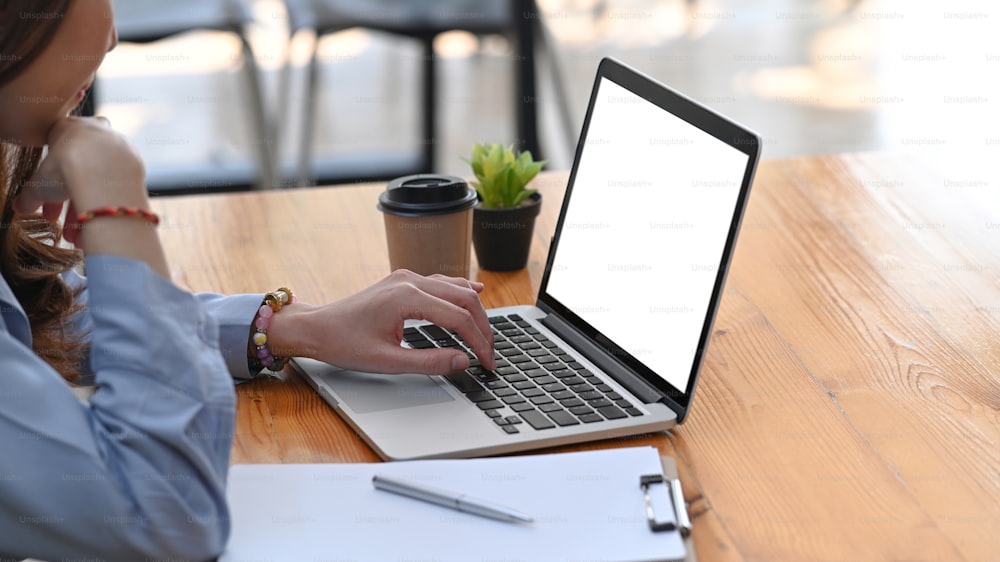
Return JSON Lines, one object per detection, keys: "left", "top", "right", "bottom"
{"left": 536, "top": 57, "right": 761, "bottom": 423}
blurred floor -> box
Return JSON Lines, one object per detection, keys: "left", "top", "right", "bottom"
{"left": 94, "top": 0, "right": 999, "bottom": 191}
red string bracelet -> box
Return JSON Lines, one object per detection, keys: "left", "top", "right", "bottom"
{"left": 76, "top": 206, "right": 161, "bottom": 226}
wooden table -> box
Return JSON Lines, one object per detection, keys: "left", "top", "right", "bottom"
{"left": 152, "top": 153, "right": 1000, "bottom": 561}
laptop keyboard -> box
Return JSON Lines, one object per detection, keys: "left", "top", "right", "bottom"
{"left": 401, "top": 314, "right": 644, "bottom": 434}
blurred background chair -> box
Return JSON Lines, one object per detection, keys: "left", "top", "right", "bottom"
{"left": 85, "top": 0, "right": 274, "bottom": 195}
{"left": 280, "top": 0, "right": 571, "bottom": 187}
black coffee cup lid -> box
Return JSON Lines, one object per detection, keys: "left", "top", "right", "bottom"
{"left": 378, "top": 174, "right": 477, "bottom": 216}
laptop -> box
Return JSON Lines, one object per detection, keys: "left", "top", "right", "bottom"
{"left": 292, "top": 57, "right": 761, "bottom": 460}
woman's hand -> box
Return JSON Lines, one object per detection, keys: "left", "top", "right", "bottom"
{"left": 14, "top": 116, "right": 148, "bottom": 245}
{"left": 14, "top": 115, "right": 168, "bottom": 276}
{"left": 269, "top": 270, "right": 496, "bottom": 376}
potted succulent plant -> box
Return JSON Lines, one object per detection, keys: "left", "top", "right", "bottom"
{"left": 466, "top": 143, "right": 545, "bottom": 271}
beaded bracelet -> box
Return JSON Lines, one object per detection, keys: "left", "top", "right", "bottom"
{"left": 76, "top": 206, "right": 161, "bottom": 226}
{"left": 253, "top": 287, "right": 295, "bottom": 371}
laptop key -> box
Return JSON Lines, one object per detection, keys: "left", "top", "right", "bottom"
{"left": 519, "top": 409, "right": 556, "bottom": 430}
{"left": 502, "top": 425, "right": 520, "bottom": 434}
{"left": 421, "top": 324, "right": 453, "bottom": 342}
{"left": 597, "top": 405, "right": 627, "bottom": 420}
{"left": 523, "top": 368, "right": 547, "bottom": 378}
{"left": 567, "top": 361, "right": 584, "bottom": 370}
{"left": 505, "top": 416, "right": 523, "bottom": 424}
{"left": 589, "top": 398, "right": 613, "bottom": 408}
{"left": 494, "top": 387, "right": 517, "bottom": 397}
{"left": 533, "top": 375, "right": 557, "bottom": 386}
{"left": 606, "top": 392, "right": 624, "bottom": 401}
{"left": 496, "top": 366, "right": 519, "bottom": 375}
{"left": 535, "top": 355, "right": 560, "bottom": 364}
{"left": 512, "top": 381, "right": 536, "bottom": 391}
{"left": 494, "top": 418, "right": 510, "bottom": 426}
{"left": 407, "top": 339, "right": 435, "bottom": 349}
{"left": 475, "top": 371, "right": 500, "bottom": 383}
{"left": 510, "top": 402, "right": 536, "bottom": 413}
{"left": 446, "top": 372, "right": 484, "bottom": 393}
{"left": 504, "top": 373, "right": 528, "bottom": 383}
{"left": 507, "top": 314, "right": 524, "bottom": 321}
{"left": 488, "top": 316, "right": 507, "bottom": 324}
{"left": 522, "top": 388, "right": 544, "bottom": 398}
{"left": 516, "top": 361, "right": 540, "bottom": 372}
{"left": 542, "top": 383, "right": 567, "bottom": 393}
{"left": 560, "top": 397, "right": 585, "bottom": 408}
{"left": 529, "top": 395, "right": 554, "bottom": 405}
{"left": 625, "top": 407, "right": 644, "bottom": 417}
{"left": 465, "top": 390, "right": 495, "bottom": 403}
{"left": 538, "top": 403, "right": 563, "bottom": 413}
{"left": 542, "top": 362, "right": 567, "bottom": 372}
{"left": 484, "top": 409, "right": 502, "bottom": 418}
{"left": 502, "top": 395, "right": 527, "bottom": 405}
{"left": 547, "top": 410, "right": 580, "bottom": 427}
{"left": 402, "top": 328, "right": 428, "bottom": 342}
{"left": 485, "top": 380, "right": 508, "bottom": 390}
{"left": 579, "top": 391, "right": 604, "bottom": 402}
{"left": 569, "top": 405, "right": 595, "bottom": 416}
{"left": 579, "top": 413, "right": 604, "bottom": 423}
{"left": 477, "top": 400, "right": 504, "bottom": 410}
{"left": 551, "top": 390, "right": 575, "bottom": 401}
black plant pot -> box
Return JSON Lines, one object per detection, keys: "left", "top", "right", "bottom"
{"left": 472, "top": 193, "right": 542, "bottom": 271}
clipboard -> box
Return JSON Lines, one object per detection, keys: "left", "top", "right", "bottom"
{"left": 221, "top": 446, "right": 689, "bottom": 562}
{"left": 659, "top": 455, "right": 699, "bottom": 562}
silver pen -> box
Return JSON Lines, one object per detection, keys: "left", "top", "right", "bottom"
{"left": 372, "top": 473, "right": 534, "bottom": 524}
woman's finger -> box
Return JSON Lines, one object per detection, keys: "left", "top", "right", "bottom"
{"left": 398, "top": 283, "right": 495, "bottom": 371}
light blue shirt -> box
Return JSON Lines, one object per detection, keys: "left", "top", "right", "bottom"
{"left": 0, "top": 255, "right": 263, "bottom": 561}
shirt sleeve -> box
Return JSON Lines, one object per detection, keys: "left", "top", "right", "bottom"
{"left": 0, "top": 255, "right": 236, "bottom": 561}
{"left": 193, "top": 292, "right": 266, "bottom": 381}
{"left": 66, "top": 268, "right": 265, "bottom": 383}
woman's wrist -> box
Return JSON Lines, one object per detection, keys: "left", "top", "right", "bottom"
{"left": 263, "top": 301, "right": 322, "bottom": 364}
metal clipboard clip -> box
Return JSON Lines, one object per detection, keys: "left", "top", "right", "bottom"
{"left": 639, "top": 474, "right": 691, "bottom": 536}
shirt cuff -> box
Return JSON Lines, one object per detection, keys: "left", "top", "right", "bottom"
{"left": 194, "top": 292, "right": 266, "bottom": 382}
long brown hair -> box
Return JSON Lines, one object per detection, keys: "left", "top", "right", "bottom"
{"left": 1, "top": 0, "right": 86, "bottom": 382}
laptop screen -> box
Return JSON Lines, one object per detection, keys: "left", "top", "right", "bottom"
{"left": 540, "top": 62, "right": 757, "bottom": 411}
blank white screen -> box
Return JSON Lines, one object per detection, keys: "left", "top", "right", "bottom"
{"left": 546, "top": 78, "right": 749, "bottom": 393}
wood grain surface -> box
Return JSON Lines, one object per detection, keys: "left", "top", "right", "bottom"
{"left": 152, "top": 153, "right": 1000, "bottom": 561}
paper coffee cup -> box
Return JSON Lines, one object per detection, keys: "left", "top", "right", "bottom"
{"left": 377, "top": 174, "right": 477, "bottom": 278}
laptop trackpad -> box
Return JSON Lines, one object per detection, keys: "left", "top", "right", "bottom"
{"left": 325, "top": 370, "right": 454, "bottom": 414}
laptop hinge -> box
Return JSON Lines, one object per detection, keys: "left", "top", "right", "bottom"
{"left": 539, "top": 311, "right": 665, "bottom": 405}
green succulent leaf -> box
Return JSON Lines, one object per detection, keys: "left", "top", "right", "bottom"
{"left": 465, "top": 142, "right": 545, "bottom": 209}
